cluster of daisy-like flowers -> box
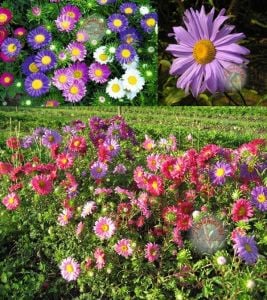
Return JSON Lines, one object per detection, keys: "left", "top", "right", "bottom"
{"left": 1, "top": 117, "right": 266, "bottom": 283}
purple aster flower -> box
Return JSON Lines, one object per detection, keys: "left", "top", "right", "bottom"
{"left": 240, "top": 163, "right": 258, "bottom": 181}
{"left": 33, "top": 127, "right": 47, "bottom": 138}
{"left": 42, "top": 129, "right": 62, "bottom": 148}
{"left": 119, "top": 28, "right": 141, "bottom": 45}
{"left": 68, "top": 62, "right": 89, "bottom": 83}
{"left": 120, "top": 2, "right": 138, "bottom": 15}
{"left": 62, "top": 125, "right": 77, "bottom": 136}
{"left": 103, "top": 138, "right": 120, "bottom": 157}
{"left": 141, "top": 12, "right": 158, "bottom": 33}
{"left": 113, "top": 164, "right": 127, "bottom": 174}
{"left": 97, "top": 0, "right": 116, "bottom": 5}
{"left": 251, "top": 186, "right": 267, "bottom": 211}
{"left": 21, "top": 135, "right": 35, "bottom": 149}
{"left": 90, "top": 161, "right": 108, "bottom": 180}
{"left": 233, "top": 235, "right": 259, "bottom": 265}
{"left": 166, "top": 6, "right": 250, "bottom": 97}
{"left": 63, "top": 80, "right": 86, "bottom": 103}
{"left": 35, "top": 49, "right": 57, "bottom": 72}
{"left": 115, "top": 44, "right": 136, "bottom": 64}
{"left": 27, "top": 26, "right": 52, "bottom": 50}
{"left": 1, "top": 38, "right": 22, "bottom": 58}
{"left": 107, "top": 13, "right": 128, "bottom": 33}
{"left": 24, "top": 73, "right": 50, "bottom": 97}
{"left": 52, "top": 68, "right": 73, "bottom": 90}
{"left": 211, "top": 161, "right": 232, "bottom": 185}
{"left": 60, "top": 5, "right": 81, "bottom": 22}
{"left": 55, "top": 14, "right": 76, "bottom": 32}
{"left": 88, "top": 62, "right": 111, "bottom": 84}
{"left": 21, "top": 56, "right": 40, "bottom": 76}
{"left": 67, "top": 42, "right": 87, "bottom": 62}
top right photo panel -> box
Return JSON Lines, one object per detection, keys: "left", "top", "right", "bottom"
{"left": 159, "top": 0, "right": 267, "bottom": 106}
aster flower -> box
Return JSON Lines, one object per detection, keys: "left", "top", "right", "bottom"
{"left": 142, "top": 136, "right": 155, "bottom": 151}
{"left": 0, "top": 72, "right": 14, "bottom": 87}
{"left": 1, "top": 38, "right": 22, "bottom": 58}
{"left": 233, "top": 235, "right": 259, "bottom": 264}
{"left": 35, "top": 49, "right": 57, "bottom": 72}
{"left": 61, "top": 5, "right": 81, "bottom": 22}
{"left": 122, "top": 68, "right": 145, "bottom": 92}
{"left": 21, "top": 135, "right": 35, "bottom": 149}
{"left": 113, "top": 163, "right": 127, "bottom": 174}
{"left": 60, "top": 257, "right": 80, "bottom": 281}
{"left": 24, "top": 73, "right": 50, "bottom": 97}
{"left": 27, "top": 26, "right": 52, "bottom": 50}
{"left": 231, "top": 199, "right": 254, "bottom": 222}
{"left": 6, "top": 137, "right": 20, "bottom": 149}
{"left": 58, "top": 208, "right": 73, "bottom": 226}
{"left": 68, "top": 136, "right": 87, "bottom": 154}
{"left": 120, "top": 2, "right": 138, "bottom": 16}
{"left": 141, "top": 13, "right": 158, "bottom": 33}
{"left": 69, "top": 62, "right": 89, "bottom": 83}
{"left": 108, "top": 13, "right": 129, "bottom": 33}
{"left": 76, "top": 221, "right": 85, "bottom": 237}
{"left": 94, "top": 248, "right": 106, "bottom": 270}
{"left": 106, "top": 78, "right": 125, "bottom": 99}
{"left": 0, "top": 8, "right": 12, "bottom": 26}
{"left": 115, "top": 44, "right": 136, "bottom": 64}
{"left": 120, "top": 28, "right": 141, "bottom": 45}
{"left": 147, "top": 175, "right": 164, "bottom": 196}
{"left": 114, "top": 239, "right": 133, "bottom": 258}
{"left": 172, "top": 227, "right": 184, "bottom": 247}
{"left": 52, "top": 68, "right": 73, "bottom": 90}
{"left": 55, "top": 14, "right": 75, "bottom": 32}
{"left": 56, "top": 153, "right": 74, "bottom": 170}
{"left": 31, "top": 174, "right": 53, "bottom": 195}
{"left": 90, "top": 161, "right": 108, "bottom": 180}
{"left": 93, "top": 216, "right": 116, "bottom": 240}
{"left": 251, "top": 186, "right": 267, "bottom": 211}
{"left": 76, "top": 30, "right": 89, "bottom": 43}
{"left": 94, "top": 46, "right": 114, "bottom": 64}
{"left": 103, "top": 138, "right": 120, "bottom": 157}
{"left": 145, "top": 242, "right": 160, "bottom": 262}
{"left": 42, "top": 129, "right": 62, "bottom": 148}
{"left": 211, "top": 161, "right": 232, "bottom": 185}
{"left": 14, "top": 27, "right": 27, "bottom": 37}
{"left": 63, "top": 80, "right": 87, "bottom": 103}
{"left": 2, "top": 192, "right": 20, "bottom": 210}
{"left": 176, "top": 214, "right": 192, "bottom": 231}
{"left": 166, "top": 6, "right": 250, "bottom": 97}
{"left": 0, "top": 162, "right": 13, "bottom": 175}
{"left": 162, "top": 206, "right": 179, "bottom": 225}
{"left": 88, "top": 62, "right": 111, "bottom": 84}
{"left": 81, "top": 201, "right": 97, "bottom": 218}
{"left": 67, "top": 42, "right": 87, "bottom": 62}
{"left": 22, "top": 56, "right": 40, "bottom": 76}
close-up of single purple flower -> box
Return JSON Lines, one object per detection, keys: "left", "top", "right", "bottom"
{"left": 69, "top": 62, "right": 89, "bottom": 83}
{"left": 211, "top": 161, "right": 232, "bottom": 185}
{"left": 21, "top": 135, "right": 35, "bottom": 149}
{"left": 67, "top": 42, "right": 87, "bottom": 62}
{"left": 1, "top": 38, "right": 22, "bottom": 58}
{"left": 166, "top": 6, "right": 250, "bottom": 97}
{"left": 115, "top": 44, "right": 136, "bottom": 64}
{"left": 63, "top": 80, "right": 87, "bottom": 103}
{"left": 52, "top": 68, "right": 73, "bottom": 90}
{"left": 119, "top": 2, "right": 138, "bottom": 15}
{"left": 119, "top": 28, "right": 141, "bottom": 45}
{"left": 140, "top": 12, "right": 158, "bottom": 33}
{"left": 90, "top": 161, "right": 108, "bottom": 180}
{"left": 21, "top": 56, "right": 40, "bottom": 76}
{"left": 107, "top": 13, "right": 129, "bottom": 33}
{"left": 24, "top": 72, "right": 50, "bottom": 97}
{"left": 60, "top": 5, "right": 81, "bottom": 22}
{"left": 233, "top": 235, "right": 259, "bottom": 265}
{"left": 42, "top": 129, "right": 62, "bottom": 148}
{"left": 27, "top": 26, "right": 52, "bottom": 50}
{"left": 97, "top": 0, "right": 116, "bottom": 5}
{"left": 88, "top": 62, "right": 111, "bottom": 84}
{"left": 251, "top": 186, "right": 267, "bottom": 211}
{"left": 103, "top": 138, "right": 120, "bottom": 157}
{"left": 55, "top": 14, "right": 76, "bottom": 32}
{"left": 34, "top": 49, "right": 57, "bottom": 72}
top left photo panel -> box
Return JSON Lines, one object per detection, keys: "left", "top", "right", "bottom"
{"left": 0, "top": 0, "right": 158, "bottom": 106}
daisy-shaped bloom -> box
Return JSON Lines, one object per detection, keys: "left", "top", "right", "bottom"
{"left": 122, "top": 68, "right": 145, "bottom": 92}
{"left": 88, "top": 62, "right": 111, "bottom": 84}
{"left": 56, "top": 153, "right": 74, "bottom": 170}
{"left": 142, "top": 136, "right": 155, "bottom": 151}
{"left": 233, "top": 235, "right": 259, "bottom": 264}
{"left": 90, "top": 161, "right": 108, "bottom": 180}
{"left": 24, "top": 73, "right": 50, "bottom": 97}
{"left": 52, "top": 68, "right": 73, "bottom": 90}
{"left": 1, "top": 38, "right": 22, "bottom": 58}
{"left": 55, "top": 14, "right": 75, "bottom": 32}
{"left": 14, "top": 27, "right": 27, "bottom": 37}
{"left": 6, "top": 137, "right": 20, "bottom": 149}
{"left": 176, "top": 214, "right": 192, "bottom": 231}
{"left": 27, "top": 26, "right": 52, "bottom": 50}
{"left": 107, "top": 13, "right": 128, "bottom": 33}
{"left": 94, "top": 46, "right": 113, "bottom": 64}
{"left": 35, "top": 49, "right": 57, "bottom": 72}
{"left": 93, "top": 216, "right": 116, "bottom": 240}
{"left": 42, "top": 129, "right": 62, "bottom": 148}
{"left": 162, "top": 206, "right": 179, "bottom": 225}
{"left": 147, "top": 175, "right": 164, "bottom": 196}
{"left": 0, "top": 72, "right": 14, "bottom": 87}
{"left": 172, "top": 227, "right": 184, "bottom": 247}
{"left": 69, "top": 62, "right": 89, "bottom": 83}
{"left": 94, "top": 248, "right": 105, "bottom": 270}
{"left": 115, "top": 44, "right": 136, "bottom": 64}
{"left": 57, "top": 208, "right": 73, "bottom": 226}
{"left": 120, "top": 28, "right": 141, "bottom": 45}
{"left": 67, "top": 42, "right": 87, "bottom": 62}
{"left": 106, "top": 78, "right": 125, "bottom": 99}
{"left": 166, "top": 6, "right": 250, "bottom": 97}
{"left": 76, "top": 29, "right": 89, "bottom": 43}
{"left": 113, "top": 164, "right": 127, "bottom": 174}
{"left": 31, "top": 174, "right": 53, "bottom": 195}
{"left": 60, "top": 257, "right": 80, "bottom": 281}
{"left": 2, "top": 192, "right": 20, "bottom": 210}
{"left": 0, "top": 8, "right": 12, "bottom": 26}
{"left": 68, "top": 136, "right": 87, "bottom": 154}
{"left": 141, "top": 12, "right": 158, "bottom": 33}
{"left": 22, "top": 56, "right": 40, "bottom": 76}
{"left": 81, "top": 201, "right": 97, "bottom": 218}
{"left": 211, "top": 161, "right": 232, "bottom": 185}
{"left": 120, "top": 2, "right": 138, "bottom": 16}
{"left": 232, "top": 199, "right": 254, "bottom": 222}
{"left": 63, "top": 80, "right": 86, "bottom": 103}
{"left": 114, "top": 239, "right": 133, "bottom": 258}
{"left": 145, "top": 242, "right": 160, "bottom": 262}
{"left": 61, "top": 5, "right": 81, "bottom": 22}
{"left": 251, "top": 186, "right": 267, "bottom": 211}
{"left": 103, "top": 138, "right": 120, "bottom": 157}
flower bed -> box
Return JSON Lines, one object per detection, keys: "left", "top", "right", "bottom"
{"left": 0, "top": 116, "right": 266, "bottom": 299}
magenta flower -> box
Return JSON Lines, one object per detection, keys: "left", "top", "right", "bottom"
{"left": 2, "top": 192, "right": 20, "bottom": 210}
{"left": 67, "top": 42, "right": 87, "bottom": 62}
{"left": 31, "top": 174, "right": 53, "bottom": 195}
{"left": 59, "top": 257, "right": 80, "bottom": 281}
{"left": 114, "top": 239, "right": 133, "bottom": 258}
{"left": 94, "top": 248, "right": 105, "bottom": 270}
{"left": 88, "top": 62, "right": 111, "bottom": 84}
{"left": 145, "top": 242, "right": 160, "bottom": 262}
{"left": 93, "top": 216, "right": 116, "bottom": 240}
{"left": 55, "top": 15, "right": 75, "bottom": 32}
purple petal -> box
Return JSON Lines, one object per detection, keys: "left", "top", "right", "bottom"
{"left": 216, "top": 51, "right": 247, "bottom": 64}
{"left": 172, "top": 26, "right": 195, "bottom": 46}
{"left": 170, "top": 56, "right": 194, "bottom": 75}
{"left": 214, "top": 32, "right": 246, "bottom": 46}
{"left": 210, "top": 13, "right": 229, "bottom": 41}
{"left": 177, "top": 63, "right": 201, "bottom": 89}
{"left": 166, "top": 44, "right": 193, "bottom": 57}
{"left": 216, "top": 44, "right": 250, "bottom": 55}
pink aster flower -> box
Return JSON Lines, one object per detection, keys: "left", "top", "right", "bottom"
{"left": 94, "top": 248, "right": 105, "bottom": 270}
{"left": 57, "top": 208, "right": 73, "bottom": 226}
{"left": 81, "top": 201, "right": 97, "bottom": 218}
{"left": 231, "top": 199, "right": 254, "bottom": 222}
{"left": 63, "top": 80, "right": 87, "bottom": 103}
{"left": 61, "top": 5, "right": 81, "bottom": 22}
{"left": 56, "top": 152, "right": 74, "bottom": 170}
{"left": 114, "top": 239, "right": 133, "bottom": 258}
{"left": 67, "top": 42, "right": 87, "bottom": 62}
{"left": 55, "top": 15, "right": 75, "bottom": 32}
{"left": 145, "top": 242, "right": 160, "bottom": 262}
{"left": 68, "top": 136, "right": 87, "bottom": 154}
{"left": 142, "top": 136, "right": 156, "bottom": 151}
{"left": 147, "top": 154, "right": 160, "bottom": 172}
{"left": 93, "top": 216, "right": 116, "bottom": 240}
{"left": 2, "top": 192, "right": 20, "bottom": 210}
{"left": 76, "top": 29, "right": 89, "bottom": 43}
{"left": 31, "top": 174, "right": 53, "bottom": 195}
{"left": 52, "top": 68, "right": 73, "bottom": 90}
{"left": 0, "top": 72, "right": 14, "bottom": 87}
{"left": 59, "top": 257, "right": 80, "bottom": 281}
{"left": 88, "top": 62, "right": 111, "bottom": 84}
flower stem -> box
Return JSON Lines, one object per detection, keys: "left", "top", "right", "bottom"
{"left": 237, "top": 90, "right": 247, "bottom": 106}
{"left": 224, "top": 92, "right": 239, "bottom": 106}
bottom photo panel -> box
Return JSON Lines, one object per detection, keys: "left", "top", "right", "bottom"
{"left": 0, "top": 107, "right": 266, "bottom": 299}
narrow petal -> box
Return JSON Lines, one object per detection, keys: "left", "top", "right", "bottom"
{"left": 177, "top": 63, "right": 201, "bottom": 89}
{"left": 183, "top": 10, "right": 201, "bottom": 40}
{"left": 214, "top": 32, "right": 246, "bottom": 46}
{"left": 210, "top": 14, "right": 229, "bottom": 41}
{"left": 170, "top": 56, "right": 194, "bottom": 75}
{"left": 216, "top": 44, "right": 250, "bottom": 55}
{"left": 172, "top": 26, "right": 195, "bottom": 46}
{"left": 216, "top": 51, "right": 247, "bottom": 64}
{"left": 166, "top": 44, "right": 193, "bottom": 58}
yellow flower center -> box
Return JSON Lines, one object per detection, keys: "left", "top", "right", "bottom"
{"left": 216, "top": 168, "right": 225, "bottom": 177}
{"left": 72, "top": 48, "right": 80, "bottom": 56}
{"left": 238, "top": 207, "right": 246, "bottom": 216}
{"left": 61, "top": 21, "right": 70, "bottom": 29}
{"left": 48, "top": 136, "right": 54, "bottom": 142}
{"left": 67, "top": 12, "right": 75, "bottom": 19}
{"left": 96, "top": 167, "right": 102, "bottom": 173}
{"left": 4, "top": 77, "right": 11, "bottom": 83}
{"left": 111, "top": 84, "right": 120, "bottom": 93}
{"left": 32, "top": 79, "right": 43, "bottom": 90}
{"left": 77, "top": 33, "right": 84, "bottom": 41}
{"left": 74, "top": 140, "right": 80, "bottom": 147}
{"left": 257, "top": 194, "right": 266, "bottom": 203}
{"left": 146, "top": 18, "right": 156, "bottom": 27}
{"left": 70, "top": 86, "right": 79, "bottom": 95}
{"left": 121, "top": 49, "right": 130, "bottom": 58}
{"left": 193, "top": 39, "right": 216, "bottom": 65}
{"left": 101, "top": 224, "right": 109, "bottom": 232}
{"left": 152, "top": 181, "right": 158, "bottom": 190}
{"left": 99, "top": 53, "right": 108, "bottom": 61}
{"left": 7, "top": 44, "right": 17, "bottom": 53}
{"left": 8, "top": 197, "right": 14, "bottom": 204}
{"left": 126, "top": 36, "right": 133, "bottom": 44}
{"left": 66, "top": 264, "right": 74, "bottom": 273}
{"left": 128, "top": 76, "right": 137, "bottom": 85}
{"left": 94, "top": 69, "right": 103, "bottom": 77}
{"left": 244, "top": 243, "right": 252, "bottom": 253}
{"left": 59, "top": 75, "right": 67, "bottom": 83}
{"left": 74, "top": 70, "right": 83, "bottom": 79}
{"left": 61, "top": 158, "right": 68, "bottom": 164}
{"left": 41, "top": 55, "right": 52, "bottom": 65}
{"left": 125, "top": 8, "right": 133, "bottom": 14}
{"left": 35, "top": 34, "right": 45, "bottom": 43}
{"left": 0, "top": 13, "right": 8, "bottom": 23}
{"left": 121, "top": 245, "right": 128, "bottom": 252}
{"left": 29, "top": 63, "right": 39, "bottom": 73}
{"left": 113, "top": 19, "right": 122, "bottom": 27}
{"left": 38, "top": 181, "right": 46, "bottom": 188}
